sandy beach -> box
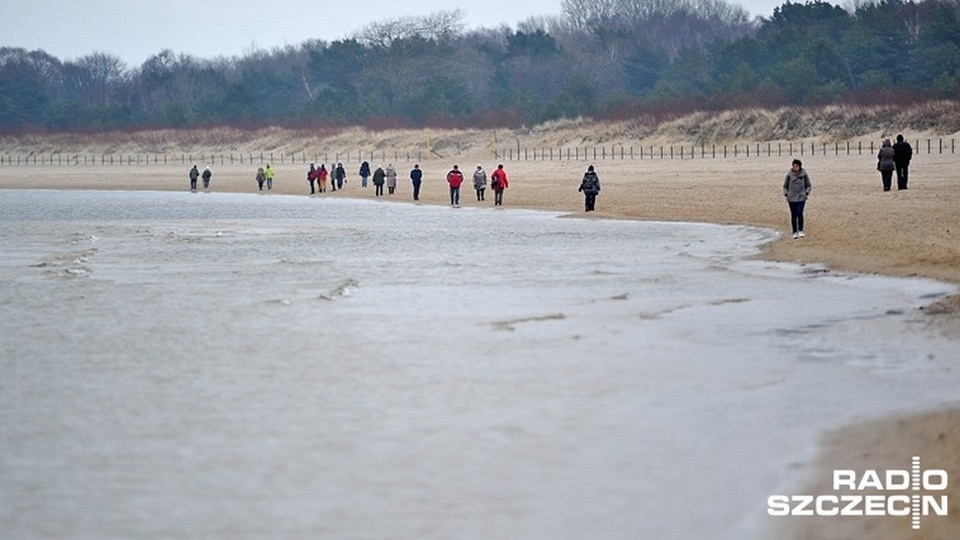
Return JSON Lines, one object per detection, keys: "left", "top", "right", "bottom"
{"left": 2, "top": 148, "right": 959, "bottom": 538}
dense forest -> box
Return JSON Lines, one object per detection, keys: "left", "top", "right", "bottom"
{"left": 2, "top": 0, "right": 959, "bottom": 132}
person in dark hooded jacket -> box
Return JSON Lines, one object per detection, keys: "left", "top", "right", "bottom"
{"left": 578, "top": 165, "right": 601, "bottom": 212}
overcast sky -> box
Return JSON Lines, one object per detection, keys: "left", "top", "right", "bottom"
{"left": 2, "top": 0, "right": 792, "bottom": 68}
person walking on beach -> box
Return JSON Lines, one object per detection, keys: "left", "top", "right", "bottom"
{"left": 385, "top": 164, "right": 398, "bottom": 195}
{"left": 372, "top": 165, "right": 386, "bottom": 197}
{"left": 447, "top": 165, "right": 464, "bottom": 207}
{"left": 265, "top": 164, "right": 275, "bottom": 190}
{"left": 318, "top": 163, "right": 328, "bottom": 193}
{"left": 877, "top": 139, "right": 896, "bottom": 192}
{"left": 334, "top": 162, "right": 347, "bottom": 191}
{"left": 359, "top": 161, "right": 371, "bottom": 188}
{"left": 201, "top": 166, "right": 212, "bottom": 191}
{"left": 189, "top": 165, "right": 199, "bottom": 192}
{"left": 578, "top": 165, "right": 601, "bottom": 212}
{"left": 490, "top": 164, "right": 508, "bottom": 206}
{"left": 473, "top": 165, "right": 487, "bottom": 201}
{"left": 410, "top": 164, "right": 423, "bottom": 201}
{"left": 893, "top": 133, "right": 913, "bottom": 190}
{"left": 783, "top": 159, "right": 812, "bottom": 239}
{"left": 307, "top": 163, "right": 318, "bottom": 194}
{"left": 256, "top": 167, "right": 266, "bottom": 191}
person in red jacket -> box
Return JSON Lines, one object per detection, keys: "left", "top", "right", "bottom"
{"left": 490, "top": 164, "right": 508, "bottom": 206}
{"left": 446, "top": 165, "right": 464, "bottom": 207}
{"left": 317, "top": 163, "right": 328, "bottom": 193}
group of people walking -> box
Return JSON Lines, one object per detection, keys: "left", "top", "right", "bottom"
{"left": 189, "top": 161, "right": 603, "bottom": 213}
{"left": 188, "top": 164, "right": 212, "bottom": 192}
{"left": 305, "top": 162, "right": 347, "bottom": 193}
{"left": 445, "top": 163, "right": 510, "bottom": 207}
{"left": 877, "top": 134, "right": 913, "bottom": 191}
{"left": 783, "top": 132, "right": 914, "bottom": 240}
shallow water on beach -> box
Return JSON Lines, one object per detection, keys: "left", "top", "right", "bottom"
{"left": 0, "top": 189, "right": 957, "bottom": 539}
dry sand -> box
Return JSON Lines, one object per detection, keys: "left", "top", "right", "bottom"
{"left": 2, "top": 148, "right": 959, "bottom": 538}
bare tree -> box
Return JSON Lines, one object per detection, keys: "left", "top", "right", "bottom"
{"left": 354, "top": 9, "right": 465, "bottom": 47}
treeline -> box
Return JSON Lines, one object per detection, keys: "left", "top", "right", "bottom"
{"left": 1, "top": 0, "right": 959, "bottom": 131}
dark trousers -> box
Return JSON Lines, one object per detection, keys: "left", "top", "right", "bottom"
{"left": 494, "top": 188, "right": 503, "bottom": 206}
{"left": 476, "top": 188, "right": 485, "bottom": 201}
{"left": 881, "top": 170, "right": 893, "bottom": 191}
{"left": 190, "top": 179, "right": 197, "bottom": 191}
{"left": 896, "top": 165, "right": 909, "bottom": 190}
{"left": 412, "top": 180, "right": 421, "bottom": 200}
{"left": 450, "top": 186, "right": 460, "bottom": 206}
{"left": 309, "top": 180, "right": 315, "bottom": 194}
{"left": 375, "top": 184, "right": 383, "bottom": 196}
{"left": 584, "top": 193, "right": 597, "bottom": 211}
{"left": 788, "top": 201, "right": 806, "bottom": 233}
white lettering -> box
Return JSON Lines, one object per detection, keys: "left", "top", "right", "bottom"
{"left": 841, "top": 495, "right": 863, "bottom": 516}
{"left": 924, "top": 470, "right": 949, "bottom": 491}
{"left": 816, "top": 495, "right": 839, "bottom": 516}
{"left": 886, "top": 495, "right": 912, "bottom": 516}
{"left": 792, "top": 495, "right": 814, "bottom": 516}
{"left": 864, "top": 495, "right": 886, "bottom": 516}
{"left": 767, "top": 495, "right": 790, "bottom": 516}
{"left": 886, "top": 470, "right": 910, "bottom": 490}
{"left": 923, "top": 495, "right": 949, "bottom": 516}
{"left": 833, "top": 470, "right": 857, "bottom": 490}
{"left": 859, "top": 470, "right": 883, "bottom": 490}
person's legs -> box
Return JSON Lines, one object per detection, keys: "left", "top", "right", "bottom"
{"left": 788, "top": 201, "right": 806, "bottom": 236}
{"left": 795, "top": 200, "right": 805, "bottom": 235}
{"left": 413, "top": 181, "right": 420, "bottom": 200}
{"left": 899, "top": 166, "right": 909, "bottom": 189}
{"left": 788, "top": 201, "right": 799, "bottom": 234}
{"left": 881, "top": 171, "right": 892, "bottom": 191}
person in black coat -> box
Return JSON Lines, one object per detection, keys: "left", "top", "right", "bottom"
{"left": 893, "top": 133, "right": 913, "bottom": 190}
{"left": 578, "top": 165, "right": 601, "bottom": 212}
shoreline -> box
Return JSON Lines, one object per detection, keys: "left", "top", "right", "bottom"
{"left": 2, "top": 156, "right": 959, "bottom": 538}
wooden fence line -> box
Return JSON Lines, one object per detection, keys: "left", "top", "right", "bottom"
{"left": 0, "top": 139, "right": 954, "bottom": 166}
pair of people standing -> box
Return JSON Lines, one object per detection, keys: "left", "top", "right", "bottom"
{"left": 307, "top": 163, "right": 332, "bottom": 194}
{"left": 187, "top": 165, "right": 212, "bottom": 192}
{"left": 371, "top": 164, "right": 397, "bottom": 197}
{"left": 877, "top": 134, "right": 913, "bottom": 191}
{"left": 254, "top": 164, "right": 274, "bottom": 191}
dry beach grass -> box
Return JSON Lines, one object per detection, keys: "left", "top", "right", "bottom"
{"left": 2, "top": 107, "right": 959, "bottom": 538}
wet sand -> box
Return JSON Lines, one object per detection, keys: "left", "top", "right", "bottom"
{"left": 2, "top": 151, "right": 959, "bottom": 538}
